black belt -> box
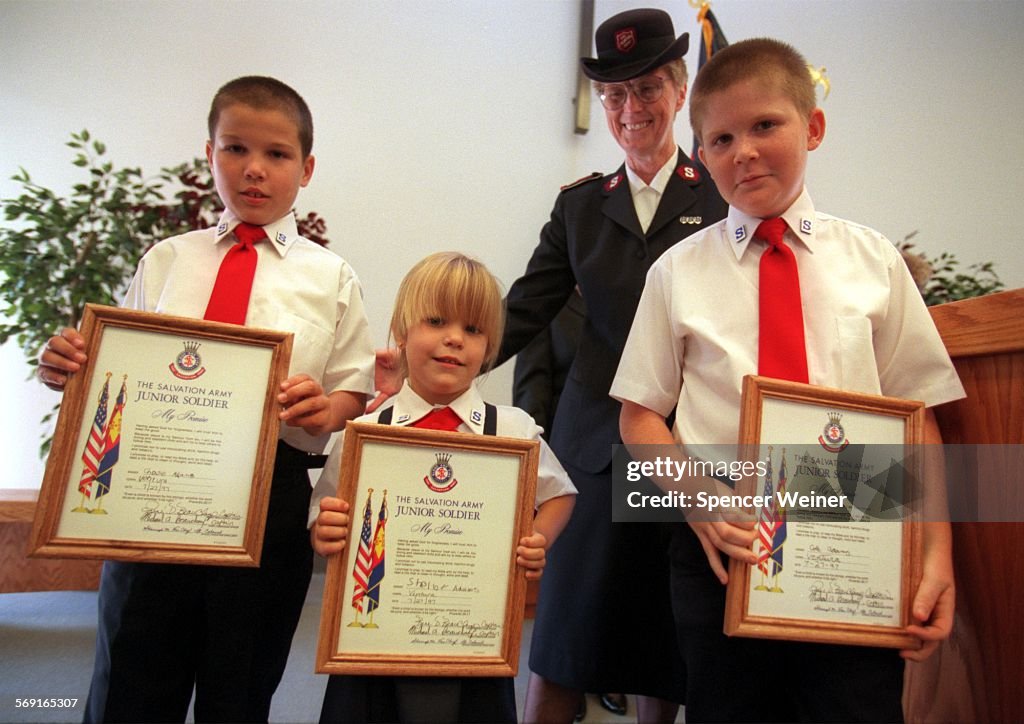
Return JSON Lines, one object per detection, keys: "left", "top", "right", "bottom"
{"left": 276, "top": 440, "right": 328, "bottom": 470}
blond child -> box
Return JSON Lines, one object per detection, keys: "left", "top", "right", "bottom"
{"left": 311, "top": 252, "right": 576, "bottom": 723}
{"left": 611, "top": 39, "right": 962, "bottom": 721}
{"left": 38, "top": 76, "right": 374, "bottom": 723}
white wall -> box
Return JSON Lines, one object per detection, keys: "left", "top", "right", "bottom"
{"left": 3, "top": 0, "right": 1023, "bottom": 488}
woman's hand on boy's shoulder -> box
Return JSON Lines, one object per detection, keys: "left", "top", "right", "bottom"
{"left": 312, "top": 497, "right": 351, "bottom": 557}
{"left": 516, "top": 532, "right": 548, "bottom": 581}
{"left": 38, "top": 327, "right": 87, "bottom": 391}
{"left": 366, "top": 347, "right": 402, "bottom": 413}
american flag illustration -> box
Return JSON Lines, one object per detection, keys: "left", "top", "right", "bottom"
{"left": 78, "top": 373, "right": 111, "bottom": 498}
{"left": 351, "top": 490, "right": 374, "bottom": 612}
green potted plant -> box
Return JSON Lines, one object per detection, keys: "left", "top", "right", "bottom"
{"left": 896, "top": 230, "right": 1004, "bottom": 307}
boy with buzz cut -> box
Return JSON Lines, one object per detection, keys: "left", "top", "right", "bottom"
{"left": 38, "top": 76, "right": 375, "bottom": 723}
{"left": 610, "top": 38, "right": 964, "bottom": 721}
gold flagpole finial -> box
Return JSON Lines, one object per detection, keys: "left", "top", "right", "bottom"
{"left": 807, "top": 64, "right": 831, "bottom": 99}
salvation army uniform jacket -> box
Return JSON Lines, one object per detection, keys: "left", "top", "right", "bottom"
{"left": 512, "top": 289, "right": 586, "bottom": 439}
{"left": 498, "top": 149, "right": 727, "bottom": 474}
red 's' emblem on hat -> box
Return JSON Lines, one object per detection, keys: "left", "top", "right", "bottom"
{"left": 615, "top": 27, "right": 637, "bottom": 53}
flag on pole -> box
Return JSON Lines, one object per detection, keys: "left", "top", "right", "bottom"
{"left": 756, "top": 452, "right": 775, "bottom": 576}
{"left": 93, "top": 376, "right": 127, "bottom": 500}
{"left": 692, "top": 3, "right": 730, "bottom": 157}
{"left": 697, "top": 2, "right": 729, "bottom": 66}
{"left": 78, "top": 373, "right": 111, "bottom": 498}
{"left": 366, "top": 492, "right": 388, "bottom": 613}
{"left": 351, "top": 490, "right": 374, "bottom": 612}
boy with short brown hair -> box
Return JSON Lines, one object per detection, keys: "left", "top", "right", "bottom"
{"left": 612, "top": 38, "right": 963, "bottom": 721}
{"left": 39, "top": 75, "right": 374, "bottom": 722}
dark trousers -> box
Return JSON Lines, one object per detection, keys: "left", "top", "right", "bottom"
{"left": 84, "top": 442, "right": 316, "bottom": 723}
{"left": 319, "top": 674, "right": 516, "bottom": 723}
{"left": 668, "top": 526, "right": 904, "bottom": 722}
{"left": 528, "top": 460, "right": 685, "bottom": 701}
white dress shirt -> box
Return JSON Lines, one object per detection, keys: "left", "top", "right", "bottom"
{"left": 610, "top": 188, "right": 965, "bottom": 449}
{"left": 122, "top": 209, "right": 375, "bottom": 453}
{"left": 626, "top": 150, "right": 679, "bottom": 233}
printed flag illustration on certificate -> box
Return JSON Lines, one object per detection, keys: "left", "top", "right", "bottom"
{"left": 348, "top": 488, "right": 388, "bottom": 629}
{"left": 752, "top": 447, "right": 787, "bottom": 593}
{"left": 70, "top": 373, "right": 128, "bottom": 515}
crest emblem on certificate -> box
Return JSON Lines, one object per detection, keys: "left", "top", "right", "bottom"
{"left": 818, "top": 411, "right": 849, "bottom": 452}
{"left": 424, "top": 452, "right": 459, "bottom": 493}
{"left": 170, "top": 340, "right": 206, "bottom": 380}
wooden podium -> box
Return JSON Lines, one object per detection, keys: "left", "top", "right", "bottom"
{"left": 904, "top": 288, "right": 1024, "bottom": 722}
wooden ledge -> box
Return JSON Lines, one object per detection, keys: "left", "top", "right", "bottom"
{"left": 929, "top": 288, "right": 1024, "bottom": 358}
{"left": 0, "top": 488, "right": 102, "bottom": 593}
{"left": 0, "top": 488, "right": 41, "bottom": 523}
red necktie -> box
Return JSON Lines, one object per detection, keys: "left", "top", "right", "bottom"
{"left": 757, "top": 218, "right": 809, "bottom": 383}
{"left": 412, "top": 407, "right": 462, "bottom": 431}
{"left": 203, "top": 223, "right": 265, "bottom": 324}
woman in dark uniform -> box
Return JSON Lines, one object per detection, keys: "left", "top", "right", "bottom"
{"left": 497, "top": 9, "right": 728, "bottom": 722}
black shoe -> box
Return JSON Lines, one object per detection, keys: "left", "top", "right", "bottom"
{"left": 575, "top": 694, "right": 587, "bottom": 721}
{"left": 599, "top": 693, "right": 628, "bottom": 716}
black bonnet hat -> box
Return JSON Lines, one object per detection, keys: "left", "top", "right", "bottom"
{"left": 581, "top": 8, "right": 689, "bottom": 83}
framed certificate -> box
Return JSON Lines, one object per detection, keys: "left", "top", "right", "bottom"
{"left": 29, "top": 304, "right": 292, "bottom": 567}
{"left": 316, "top": 422, "right": 539, "bottom": 677}
{"left": 724, "top": 375, "right": 925, "bottom": 649}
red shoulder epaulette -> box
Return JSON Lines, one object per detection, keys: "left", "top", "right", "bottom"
{"left": 560, "top": 171, "right": 602, "bottom": 191}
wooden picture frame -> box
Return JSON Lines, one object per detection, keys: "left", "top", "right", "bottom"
{"left": 724, "top": 375, "right": 925, "bottom": 649}
{"left": 317, "top": 422, "right": 539, "bottom": 677}
{"left": 29, "top": 304, "right": 292, "bottom": 567}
